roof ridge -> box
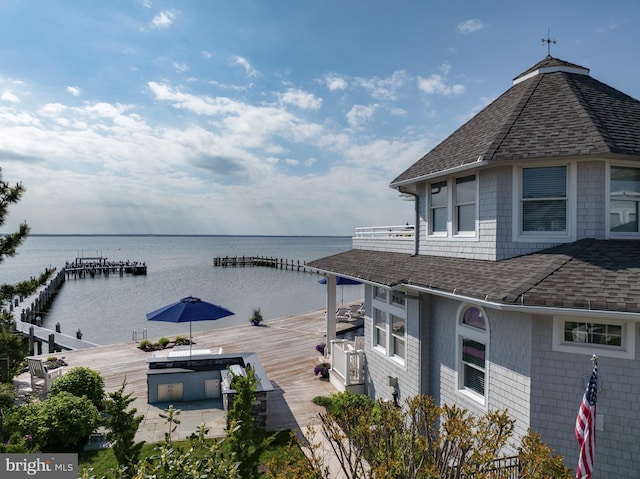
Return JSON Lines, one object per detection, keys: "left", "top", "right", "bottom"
{"left": 499, "top": 239, "right": 596, "bottom": 303}
{"left": 563, "top": 74, "right": 615, "bottom": 152}
{"left": 483, "top": 75, "right": 543, "bottom": 161}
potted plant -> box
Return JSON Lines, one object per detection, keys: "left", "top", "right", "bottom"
{"left": 249, "top": 307, "right": 263, "bottom": 326}
{"left": 314, "top": 362, "right": 331, "bottom": 379}
{"left": 315, "top": 342, "right": 326, "bottom": 355}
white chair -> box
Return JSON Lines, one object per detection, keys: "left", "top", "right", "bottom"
{"left": 335, "top": 307, "right": 350, "bottom": 322}
{"left": 27, "top": 358, "right": 63, "bottom": 397}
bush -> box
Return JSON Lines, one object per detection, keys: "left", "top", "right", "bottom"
{"left": 158, "top": 337, "right": 171, "bottom": 348}
{"left": 7, "top": 392, "right": 100, "bottom": 451}
{"left": 138, "top": 339, "right": 152, "bottom": 351}
{"left": 174, "top": 335, "right": 189, "bottom": 346}
{"left": 49, "top": 366, "right": 105, "bottom": 410}
{"left": 0, "top": 382, "right": 16, "bottom": 409}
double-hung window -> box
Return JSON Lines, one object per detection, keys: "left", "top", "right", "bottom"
{"left": 455, "top": 175, "right": 476, "bottom": 234}
{"left": 372, "top": 288, "right": 407, "bottom": 364}
{"left": 610, "top": 166, "right": 640, "bottom": 234}
{"left": 521, "top": 166, "right": 567, "bottom": 233}
{"left": 428, "top": 175, "right": 477, "bottom": 237}
{"left": 430, "top": 181, "right": 448, "bottom": 234}
{"left": 374, "top": 308, "right": 387, "bottom": 352}
{"left": 457, "top": 305, "right": 488, "bottom": 403}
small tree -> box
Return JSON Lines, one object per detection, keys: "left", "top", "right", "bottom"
{"left": 227, "top": 365, "right": 275, "bottom": 479}
{"left": 279, "top": 393, "right": 572, "bottom": 479}
{"left": 103, "top": 380, "right": 145, "bottom": 478}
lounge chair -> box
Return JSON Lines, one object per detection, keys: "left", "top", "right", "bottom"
{"left": 347, "top": 304, "right": 363, "bottom": 317}
{"left": 27, "top": 357, "right": 64, "bottom": 397}
{"left": 335, "top": 307, "right": 350, "bottom": 322}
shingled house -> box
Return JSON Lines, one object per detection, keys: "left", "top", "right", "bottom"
{"left": 308, "top": 56, "right": 640, "bottom": 477}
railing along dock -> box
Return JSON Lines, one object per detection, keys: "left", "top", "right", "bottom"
{"left": 213, "top": 256, "right": 308, "bottom": 272}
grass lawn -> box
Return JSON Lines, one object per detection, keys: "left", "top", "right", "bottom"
{"left": 78, "top": 429, "right": 298, "bottom": 478}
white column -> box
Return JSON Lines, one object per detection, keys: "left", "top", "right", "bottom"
{"left": 326, "top": 275, "right": 337, "bottom": 354}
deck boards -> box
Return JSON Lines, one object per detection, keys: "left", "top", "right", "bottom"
{"left": 17, "top": 307, "right": 364, "bottom": 443}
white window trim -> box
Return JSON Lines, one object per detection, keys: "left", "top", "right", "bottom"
{"left": 455, "top": 303, "right": 489, "bottom": 407}
{"left": 512, "top": 162, "right": 577, "bottom": 243}
{"left": 607, "top": 161, "right": 640, "bottom": 239}
{"left": 372, "top": 291, "right": 407, "bottom": 367}
{"left": 427, "top": 173, "right": 479, "bottom": 239}
{"left": 552, "top": 316, "right": 636, "bottom": 360}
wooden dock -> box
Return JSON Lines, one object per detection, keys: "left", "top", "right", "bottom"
{"left": 65, "top": 256, "right": 147, "bottom": 278}
{"left": 16, "top": 306, "right": 365, "bottom": 443}
{"left": 213, "top": 255, "right": 308, "bottom": 271}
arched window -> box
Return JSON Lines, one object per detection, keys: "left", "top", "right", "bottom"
{"left": 457, "top": 305, "right": 488, "bottom": 402}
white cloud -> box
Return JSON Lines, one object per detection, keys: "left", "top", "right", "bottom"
{"left": 201, "top": 50, "right": 213, "bottom": 59}
{"left": 355, "top": 70, "right": 409, "bottom": 100}
{"left": 325, "top": 74, "right": 348, "bottom": 91}
{"left": 347, "top": 104, "right": 377, "bottom": 128}
{"left": 151, "top": 10, "right": 176, "bottom": 29}
{"left": 66, "top": 86, "right": 81, "bottom": 97}
{"left": 278, "top": 88, "right": 322, "bottom": 110}
{"left": 173, "top": 62, "right": 189, "bottom": 73}
{"left": 456, "top": 19, "right": 484, "bottom": 34}
{"left": 232, "top": 56, "right": 258, "bottom": 77}
{"left": 417, "top": 73, "right": 464, "bottom": 96}
{"left": 1, "top": 90, "right": 20, "bottom": 103}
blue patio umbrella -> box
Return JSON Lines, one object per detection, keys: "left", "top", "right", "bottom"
{"left": 146, "top": 296, "right": 234, "bottom": 356}
{"left": 319, "top": 276, "right": 363, "bottom": 305}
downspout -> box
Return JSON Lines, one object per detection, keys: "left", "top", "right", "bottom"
{"left": 398, "top": 186, "right": 419, "bottom": 256}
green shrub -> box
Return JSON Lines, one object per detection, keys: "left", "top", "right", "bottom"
{"left": 312, "top": 395, "right": 332, "bottom": 409}
{"left": 0, "top": 382, "right": 16, "bottom": 409}
{"left": 174, "top": 335, "right": 189, "bottom": 345}
{"left": 49, "top": 366, "right": 105, "bottom": 410}
{"left": 158, "top": 337, "right": 171, "bottom": 348}
{"left": 138, "top": 339, "right": 152, "bottom": 351}
{"left": 7, "top": 392, "right": 100, "bottom": 451}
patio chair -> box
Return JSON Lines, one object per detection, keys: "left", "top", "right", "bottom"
{"left": 27, "top": 357, "right": 63, "bottom": 397}
{"left": 335, "top": 307, "right": 350, "bottom": 322}
{"left": 347, "top": 304, "right": 362, "bottom": 318}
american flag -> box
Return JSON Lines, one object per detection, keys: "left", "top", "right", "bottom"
{"left": 575, "top": 361, "right": 598, "bottom": 479}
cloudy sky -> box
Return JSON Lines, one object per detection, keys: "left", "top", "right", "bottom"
{"left": 0, "top": 1, "right": 639, "bottom": 235}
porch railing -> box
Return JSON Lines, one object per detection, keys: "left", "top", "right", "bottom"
{"left": 330, "top": 337, "right": 365, "bottom": 386}
{"left": 354, "top": 225, "right": 415, "bottom": 239}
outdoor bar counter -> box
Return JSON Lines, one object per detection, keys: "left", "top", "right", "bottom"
{"left": 146, "top": 347, "right": 273, "bottom": 427}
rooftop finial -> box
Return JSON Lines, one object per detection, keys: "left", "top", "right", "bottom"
{"left": 542, "top": 28, "right": 556, "bottom": 57}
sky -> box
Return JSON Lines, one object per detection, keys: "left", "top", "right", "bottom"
{"left": 0, "top": 1, "right": 639, "bottom": 236}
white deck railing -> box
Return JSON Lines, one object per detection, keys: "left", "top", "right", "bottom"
{"left": 354, "top": 225, "right": 415, "bottom": 239}
{"left": 330, "top": 337, "right": 365, "bottom": 386}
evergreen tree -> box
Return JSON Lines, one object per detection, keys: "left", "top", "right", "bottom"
{"left": 103, "top": 380, "right": 145, "bottom": 478}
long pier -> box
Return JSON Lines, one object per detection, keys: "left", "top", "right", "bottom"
{"left": 213, "top": 255, "right": 308, "bottom": 271}
{"left": 65, "top": 256, "right": 147, "bottom": 278}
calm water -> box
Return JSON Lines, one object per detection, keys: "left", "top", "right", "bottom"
{"left": 0, "top": 236, "right": 361, "bottom": 345}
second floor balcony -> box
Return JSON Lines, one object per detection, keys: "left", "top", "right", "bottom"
{"left": 353, "top": 224, "right": 415, "bottom": 254}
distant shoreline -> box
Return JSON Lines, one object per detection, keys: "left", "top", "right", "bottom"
{"left": 22, "top": 234, "right": 351, "bottom": 238}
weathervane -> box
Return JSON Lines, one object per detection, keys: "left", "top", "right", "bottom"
{"left": 541, "top": 28, "right": 556, "bottom": 57}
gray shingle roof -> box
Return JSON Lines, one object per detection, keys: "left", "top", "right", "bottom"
{"left": 307, "top": 239, "right": 640, "bottom": 313}
{"left": 391, "top": 56, "right": 640, "bottom": 188}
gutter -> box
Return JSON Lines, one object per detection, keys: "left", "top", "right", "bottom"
{"left": 400, "top": 283, "right": 640, "bottom": 322}
{"left": 389, "top": 157, "right": 489, "bottom": 189}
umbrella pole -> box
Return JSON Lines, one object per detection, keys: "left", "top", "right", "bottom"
{"left": 190, "top": 322, "right": 192, "bottom": 358}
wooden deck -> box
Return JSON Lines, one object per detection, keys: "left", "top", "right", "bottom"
{"left": 15, "top": 307, "right": 364, "bottom": 444}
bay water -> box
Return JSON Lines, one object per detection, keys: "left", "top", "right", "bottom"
{"left": 0, "top": 235, "right": 361, "bottom": 345}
